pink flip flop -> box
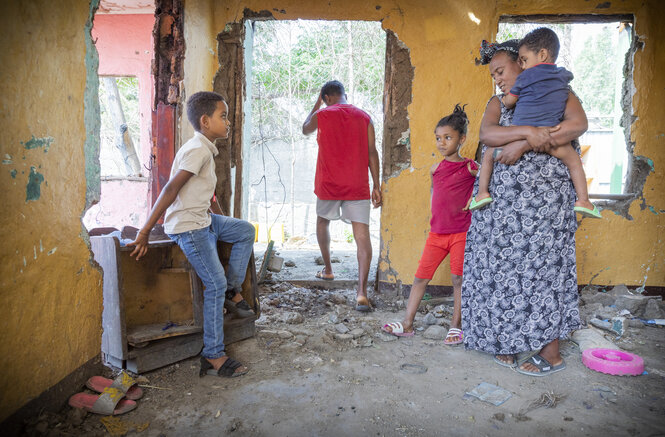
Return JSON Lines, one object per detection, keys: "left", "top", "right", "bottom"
{"left": 68, "top": 390, "right": 137, "bottom": 415}
{"left": 382, "top": 322, "right": 415, "bottom": 337}
{"left": 86, "top": 375, "right": 143, "bottom": 400}
{"left": 582, "top": 348, "right": 644, "bottom": 376}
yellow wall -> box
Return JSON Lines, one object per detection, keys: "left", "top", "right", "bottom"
{"left": 195, "top": 0, "right": 664, "bottom": 288}
{"left": 181, "top": 0, "right": 219, "bottom": 147}
{"left": 0, "top": 1, "right": 102, "bottom": 421}
{"left": 0, "top": 0, "right": 663, "bottom": 420}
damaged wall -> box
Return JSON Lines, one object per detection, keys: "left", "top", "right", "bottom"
{"left": 493, "top": 1, "right": 665, "bottom": 290}
{"left": 0, "top": 0, "right": 661, "bottom": 422}
{"left": 0, "top": 0, "right": 103, "bottom": 421}
{"left": 183, "top": 0, "right": 664, "bottom": 291}
{"left": 180, "top": 0, "right": 218, "bottom": 146}
{"left": 85, "top": 13, "right": 155, "bottom": 229}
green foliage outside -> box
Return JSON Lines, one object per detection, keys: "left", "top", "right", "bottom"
{"left": 251, "top": 20, "right": 386, "bottom": 149}
{"left": 343, "top": 228, "right": 355, "bottom": 244}
{"left": 98, "top": 76, "right": 140, "bottom": 176}
{"left": 249, "top": 20, "right": 386, "bottom": 236}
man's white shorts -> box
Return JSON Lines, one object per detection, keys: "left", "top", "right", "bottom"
{"left": 316, "top": 199, "right": 370, "bottom": 225}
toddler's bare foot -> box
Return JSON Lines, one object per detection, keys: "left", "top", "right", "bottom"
{"left": 575, "top": 199, "right": 595, "bottom": 210}
{"left": 476, "top": 191, "right": 491, "bottom": 201}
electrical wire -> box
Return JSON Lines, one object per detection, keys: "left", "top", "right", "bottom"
{"left": 252, "top": 79, "right": 287, "bottom": 240}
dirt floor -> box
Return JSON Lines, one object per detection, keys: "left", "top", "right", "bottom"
{"left": 21, "top": 280, "right": 665, "bottom": 437}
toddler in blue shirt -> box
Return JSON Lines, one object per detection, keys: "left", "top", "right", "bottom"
{"left": 471, "top": 27, "right": 600, "bottom": 218}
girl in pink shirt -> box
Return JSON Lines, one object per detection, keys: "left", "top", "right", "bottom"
{"left": 383, "top": 105, "right": 478, "bottom": 344}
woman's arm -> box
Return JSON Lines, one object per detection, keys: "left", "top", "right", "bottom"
{"left": 494, "top": 140, "right": 531, "bottom": 165}
{"left": 548, "top": 91, "right": 589, "bottom": 148}
{"left": 480, "top": 93, "right": 588, "bottom": 151}
{"left": 479, "top": 96, "right": 534, "bottom": 147}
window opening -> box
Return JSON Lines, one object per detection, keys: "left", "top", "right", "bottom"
{"left": 84, "top": 6, "right": 157, "bottom": 230}
{"left": 98, "top": 76, "right": 142, "bottom": 178}
{"left": 498, "top": 17, "right": 635, "bottom": 202}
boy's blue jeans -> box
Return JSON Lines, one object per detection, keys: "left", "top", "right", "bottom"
{"left": 168, "top": 214, "right": 255, "bottom": 359}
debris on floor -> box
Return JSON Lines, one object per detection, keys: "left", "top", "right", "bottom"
{"left": 100, "top": 416, "right": 149, "bottom": 436}
{"left": 514, "top": 391, "right": 565, "bottom": 422}
{"left": 465, "top": 382, "right": 512, "bottom": 406}
{"left": 23, "top": 283, "right": 665, "bottom": 435}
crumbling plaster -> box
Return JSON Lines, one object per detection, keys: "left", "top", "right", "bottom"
{"left": 183, "top": 0, "right": 664, "bottom": 290}
{"left": 0, "top": 0, "right": 103, "bottom": 421}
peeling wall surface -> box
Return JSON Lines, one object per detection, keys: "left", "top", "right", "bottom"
{"left": 0, "top": 0, "right": 103, "bottom": 421}
{"left": 84, "top": 13, "right": 155, "bottom": 229}
{"left": 180, "top": 0, "right": 218, "bottom": 146}
{"left": 187, "top": 0, "right": 664, "bottom": 290}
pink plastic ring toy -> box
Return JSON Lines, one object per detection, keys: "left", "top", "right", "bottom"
{"left": 582, "top": 348, "right": 644, "bottom": 376}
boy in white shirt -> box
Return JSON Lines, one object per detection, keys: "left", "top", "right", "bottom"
{"left": 129, "top": 91, "right": 254, "bottom": 378}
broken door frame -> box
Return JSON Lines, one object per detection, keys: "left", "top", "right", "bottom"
{"left": 214, "top": 12, "right": 414, "bottom": 295}
{"left": 151, "top": 0, "right": 185, "bottom": 207}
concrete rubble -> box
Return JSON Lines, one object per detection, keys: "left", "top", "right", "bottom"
{"left": 33, "top": 281, "right": 665, "bottom": 435}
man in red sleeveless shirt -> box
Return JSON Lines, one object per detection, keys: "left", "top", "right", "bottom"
{"left": 302, "top": 81, "right": 382, "bottom": 311}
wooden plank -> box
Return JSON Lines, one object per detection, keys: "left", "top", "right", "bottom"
{"left": 258, "top": 240, "right": 274, "bottom": 284}
{"left": 223, "top": 316, "right": 256, "bottom": 345}
{"left": 126, "top": 334, "right": 203, "bottom": 373}
{"left": 125, "top": 317, "right": 255, "bottom": 372}
{"left": 91, "top": 236, "right": 128, "bottom": 359}
{"left": 120, "top": 247, "right": 194, "bottom": 326}
{"left": 119, "top": 240, "right": 174, "bottom": 251}
{"left": 213, "top": 22, "right": 245, "bottom": 216}
{"left": 500, "top": 14, "right": 633, "bottom": 24}
{"left": 246, "top": 251, "right": 260, "bottom": 316}
{"left": 160, "top": 267, "right": 190, "bottom": 273}
{"left": 126, "top": 323, "right": 202, "bottom": 344}
{"left": 189, "top": 268, "right": 204, "bottom": 326}
{"left": 152, "top": 103, "right": 176, "bottom": 208}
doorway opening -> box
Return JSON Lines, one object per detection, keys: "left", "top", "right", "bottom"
{"left": 247, "top": 20, "right": 385, "bottom": 247}
{"left": 242, "top": 19, "right": 387, "bottom": 282}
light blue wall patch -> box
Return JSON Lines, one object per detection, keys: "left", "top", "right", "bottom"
{"left": 22, "top": 135, "right": 54, "bottom": 153}
{"left": 26, "top": 166, "right": 45, "bottom": 202}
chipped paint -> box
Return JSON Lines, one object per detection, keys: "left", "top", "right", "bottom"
{"left": 25, "top": 166, "right": 45, "bottom": 202}
{"left": 21, "top": 135, "right": 54, "bottom": 152}
{"left": 10, "top": 169, "right": 17, "bottom": 178}
{"left": 2, "top": 154, "right": 12, "bottom": 164}
{"left": 84, "top": 0, "right": 101, "bottom": 210}
{"left": 47, "top": 247, "right": 57, "bottom": 256}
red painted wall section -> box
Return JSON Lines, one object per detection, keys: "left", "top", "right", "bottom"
{"left": 93, "top": 13, "right": 154, "bottom": 166}
{"left": 85, "top": 14, "right": 155, "bottom": 229}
